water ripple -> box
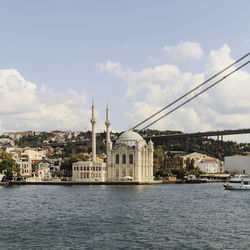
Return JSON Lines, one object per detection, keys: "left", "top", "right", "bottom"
{"left": 0, "top": 183, "right": 250, "bottom": 249}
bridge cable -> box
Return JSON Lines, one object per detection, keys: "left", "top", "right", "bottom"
{"left": 132, "top": 52, "right": 250, "bottom": 130}
{"left": 140, "top": 60, "right": 250, "bottom": 131}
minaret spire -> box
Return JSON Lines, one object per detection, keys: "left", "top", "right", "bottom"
{"left": 91, "top": 97, "right": 96, "bottom": 162}
{"left": 106, "top": 99, "right": 110, "bottom": 122}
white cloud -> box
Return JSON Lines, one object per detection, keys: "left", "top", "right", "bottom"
{"left": 204, "top": 44, "right": 234, "bottom": 76}
{"left": 96, "top": 61, "right": 122, "bottom": 75}
{"left": 3, "top": 43, "right": 248, "bottom": 142}
{"left": 97, "top": 61, "right": 197, "bottom": 99}
{"left": 98, "top": 44, "right": 250, "bottom": 140}
{"left": 0, "top": 69, "right": 39, "bottom": 114}
{"left": 163, "top": 41, "right": 203, "bottom": 60}
{"left": 0, "top": 69, "right": 105, "bottom": 132}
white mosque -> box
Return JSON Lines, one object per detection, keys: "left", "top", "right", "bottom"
{"left": 72, "top": 100, "right": 154, "bottom": 183}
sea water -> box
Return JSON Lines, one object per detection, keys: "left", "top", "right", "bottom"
{"left": 0, "top": 183, "right": 249, "bottom": 249}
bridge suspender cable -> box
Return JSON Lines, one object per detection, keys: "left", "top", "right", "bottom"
{"left": 132, "top": 52, "right": 250, "bottom": 130}
{"left": 140, "top": 60, "right": 250, "bottom": 131}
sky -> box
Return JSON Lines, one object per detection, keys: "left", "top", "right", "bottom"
{"left": 0, "top": 0, "right": 250, "bottom": 142}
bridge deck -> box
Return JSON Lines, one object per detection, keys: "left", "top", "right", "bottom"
{"left": 145, "top": 128, "right": 250, "bottom": 140}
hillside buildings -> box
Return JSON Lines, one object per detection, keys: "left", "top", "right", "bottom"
{"left": 72, "top": 100, "right": 154, "bottom": 182}
{"left": 1, "top": 146, "right": 62, "bottom": 181}
{"left": 165, "top": 152, "right": 224, "bottom": 173}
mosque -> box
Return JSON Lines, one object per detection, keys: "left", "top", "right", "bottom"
{"left": 72, "top": 100, "right": 154, "bottom": 183}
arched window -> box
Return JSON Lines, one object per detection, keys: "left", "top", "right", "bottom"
{"left": 122, "top": 154, "right": 126, "bottom": 164}
{"left": 116, "top": 154, "right": 119, "bottom": 164}
{"left": 129, "top": 154, "right": 133, "bottom": 164}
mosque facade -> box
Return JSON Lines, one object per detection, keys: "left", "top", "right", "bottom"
{"left": 72, "top": 100, "right": 154, "bottom": 183}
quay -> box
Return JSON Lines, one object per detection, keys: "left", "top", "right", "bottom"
{"left": 0, "top": 178, "right": 227, "bottom": 186}
{"left": 0, "top": 181, "right": 157, "bottom": 186}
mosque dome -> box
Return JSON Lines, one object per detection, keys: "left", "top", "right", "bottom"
{"left": 116, "top": 130, "right": 145, "bottom": 147}
{"left": 118, "top": 131, "right": 143, "bottom": 141}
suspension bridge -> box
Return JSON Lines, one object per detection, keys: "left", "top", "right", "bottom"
{"left": 42, "top": 52, "right": 250, "bottom": 149}
{"left": 131, "top": 51, "right": 250, "bottom": 148}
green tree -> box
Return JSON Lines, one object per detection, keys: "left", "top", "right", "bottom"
{"left": 0, "top": 158, "right": 20, "bottom": 180}
{"left": 61, "top": 153, "right": 88, "bottom": 177}
{"left": 187, "top": 159, "right": 195, "bottom": 171}
{"left": 172, "top": 168, "right": 187, "bottom": 179}
{"left": 153, "top": 146, "right": 165, "bottom": 175}
{"left": 0, "top": 151, "right": 13, "bottom": 160}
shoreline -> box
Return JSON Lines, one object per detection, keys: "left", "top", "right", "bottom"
{"left": 0, "top": 179, "right": 226, "bottom": 186}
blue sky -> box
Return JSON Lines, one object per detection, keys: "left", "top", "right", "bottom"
{"left": 0, "top": 0, "right": 250, "bottom": 141}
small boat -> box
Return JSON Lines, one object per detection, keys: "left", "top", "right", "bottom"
{"left": 224, "top": 175, "right": 250, "bottom": 190}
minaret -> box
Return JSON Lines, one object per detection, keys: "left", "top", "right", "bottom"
{"left": 105, "top": 100, "right": 112, "bottom": 165}
{"left": 91, "top": 98, "right": 96, "bottom": 162}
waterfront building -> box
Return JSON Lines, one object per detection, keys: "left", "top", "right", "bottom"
{"left": 165, "top": 152, "right": 223, "bottom": 173}
{"left": 8, "top": 147, "right": 47, "bottom": 178}
{"left": 225, "top": 155, "right": 250, "bottom": 174}
{"left": 72, "top": 161, "right": 107, "bottom": 181}
{"left": 48, "top": 158, "right": 62, "bottom": 173}
{"left": 72, "top": 100, "right": 154, "bottom": 182}
{"left": 165, "top": 156, "right": 185, "bottom": 170}
{"left": 35, "top": 160, "right": 52, "bottom": 181}
{"left": 16, "top": 153, "right": 32, "bottom": 176}
{"left": 196, "top": 158, "right": 222, "bottom": 173}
